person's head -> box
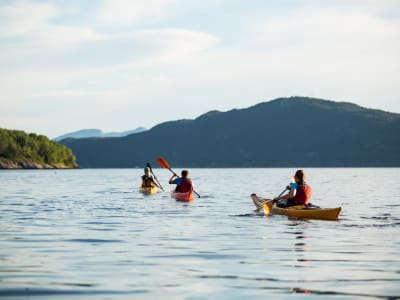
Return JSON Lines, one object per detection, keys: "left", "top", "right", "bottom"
{"left": 144, "top": 167, "right": 151, "bottom": 175}
{"left": 294, "top": 169, "right": 306, "bottom": 184}
{"left": 181, "top": 170, "right": 189, "bottom": 178}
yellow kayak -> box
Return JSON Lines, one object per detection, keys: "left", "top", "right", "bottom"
{"left": 140, "top": 186, "right": 158, "bottom": 195}
{"left": 251, "top": 194, "right": 341, "bottom": 220}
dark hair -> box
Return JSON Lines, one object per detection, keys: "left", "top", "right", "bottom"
{"left": 295, "top": 169, "right": 306, "bottom": 184}
{"left": 181, "top": 170, "right": 189, "bottom": 178}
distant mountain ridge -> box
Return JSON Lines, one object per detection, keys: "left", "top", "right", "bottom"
{"left": 60, "top": 97, "right": 400, "bottom": 167}
{"left": 54, "top": 127, "right": 146, "bottom": 141}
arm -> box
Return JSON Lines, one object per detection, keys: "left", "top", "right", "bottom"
{"left": 274, "top": 182, "right": 297, "bottom": 201}
{"left": 169, "top": 174, "right": 177, "bottom": 184}
{"left": 274, "top": 189, "right": 296, "bottom": 201}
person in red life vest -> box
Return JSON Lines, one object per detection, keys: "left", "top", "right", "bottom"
{"left": 169, "top": 170, "right": 193, "bottom": 193}
{"left": 273, "top": 169, "right": 312, "bottom": 207}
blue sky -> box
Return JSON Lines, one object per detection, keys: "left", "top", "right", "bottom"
{"left": 1, "top": 0, "right": 399, "bottom": 138}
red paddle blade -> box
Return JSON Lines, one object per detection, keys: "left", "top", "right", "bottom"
{"left": 156, "top": 156, "right": 169, "bottom": 169}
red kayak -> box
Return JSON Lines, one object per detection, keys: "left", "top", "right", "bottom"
{"left": 170, "top": 190, "right": 194, "bottom": 202}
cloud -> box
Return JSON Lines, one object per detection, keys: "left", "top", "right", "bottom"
{"left": 129, "top": 28, "right": 218, "bottom": 65}
{"left": 0, "top": 1, "right": 56, "bottom": 37}
{"left": 95, "top": 0, "right": 183, "bottom": 27}
{"left": 307, "top": 0, "right": 400, "bottom": 15}
{"left": 35, "top": 25, "right": 103, "bottom": 46}
{"left": 0, "top": 1, "right": 104, "bottom": 47}
{"left": 0, "top": 25, "right": 218, "bottom": 105}
{"left": 249, "top": 7, "right": 400, "bottom": 50}
{"left": 242, "top": 7, "right": 400, "bottom": 80}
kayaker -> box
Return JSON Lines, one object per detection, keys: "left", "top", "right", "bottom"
{"left": 169, "top": 170, "right": 193, "bottom": 193}
{"left": 141, "top": 167, "right": 161, "bottom": 188}
{"left": 273, "top": 169, "right": 312, "bottom": 207}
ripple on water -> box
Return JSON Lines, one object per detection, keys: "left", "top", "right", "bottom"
{"left": 0, "top": 288, "right": 149, "bottom": 298}
{"left": 64, "top": 239, "right": 124, "bottom": 243}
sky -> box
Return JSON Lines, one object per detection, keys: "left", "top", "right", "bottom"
{"left": 1, "top": 0, "right": 400, "bottom": 138}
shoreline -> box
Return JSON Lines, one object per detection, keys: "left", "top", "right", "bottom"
{"left": 0, "top": 159, "right": 79, "bottom": 170}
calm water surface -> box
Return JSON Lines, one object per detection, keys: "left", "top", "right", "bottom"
{"left": 0, "top": 168, "right": 399, "bottom": 299}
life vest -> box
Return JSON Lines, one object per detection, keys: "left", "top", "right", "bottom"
{"left": 141, "top": 175, "right": 154, "bottom": 188}
{"left": 294, "top": 184, "right": 312, "bottom": 205}
{"left": 176, "top": 178, "right": 193, "bottom": 193}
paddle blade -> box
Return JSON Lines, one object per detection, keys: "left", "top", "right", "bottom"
{"left": 156, "top": 156, "right": 169, "bottom": 169}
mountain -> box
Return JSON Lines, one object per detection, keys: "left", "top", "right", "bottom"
{"left": 54, "top": 127, "right": 146, "bottom": 141}
{"left": 60, "top": 97, "right": 400, "bottom": 168}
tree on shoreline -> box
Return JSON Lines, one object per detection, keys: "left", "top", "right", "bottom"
{"left": 0, "top": 128, "right": 77, "bottom": 168}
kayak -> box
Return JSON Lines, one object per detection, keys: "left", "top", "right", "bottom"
{"left": 251, "top": 194, "right": 341, "bottom": 221}
{"left": 171, "top": 190, "right": 194, "bottom": 202}
{"left": 265, "top": 202, "right": 341, "bottom": 220}
{"left": 140, "top": 186, "right": 158, "bottom": 195}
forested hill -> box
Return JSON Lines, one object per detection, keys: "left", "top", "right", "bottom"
{"left": 60, "top": 97, "right": 400, "bottom": 168}
{"left": 0, "top": 128, "right": 78, "bottom": 169}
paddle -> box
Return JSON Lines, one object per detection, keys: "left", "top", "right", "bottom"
{"left": 274, "top": 187, "right": 288, "bottom": 202}
{"left": 146, "top": 162, "right": 164, "bottom": 191}
{"left": 156, "top": 156, "right": 201, "bottom": 198}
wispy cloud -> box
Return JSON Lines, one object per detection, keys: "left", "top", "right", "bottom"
{"left": 248, "top": 7, "right": 400, "bottom": 50}
{"left": 0, "top": 1, "right": 56, "bottom": 37}
{"left": 94, "top": 0, "right": 183, "bottom": 27}
{"left": 0, "top": 1, "right": 107, "bottom": 46}
{"left": 130, "top": 28, "right": 218, "bottom": 65}
{"left": 0, "top": 26, "right": 218, "bottom": 98}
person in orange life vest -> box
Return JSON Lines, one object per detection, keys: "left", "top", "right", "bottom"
{"left": 273, "top": 169, "right": 312, "bottom": 208}
{"left": 141, "top": 167, "right": 161, "bottom": 188}
{"left": 168, "top": 170, "right": 193, "bottom": 193}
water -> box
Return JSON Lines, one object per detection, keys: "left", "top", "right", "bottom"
{"left": 0, "top": 168, "right": 399, "bottom": 299}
